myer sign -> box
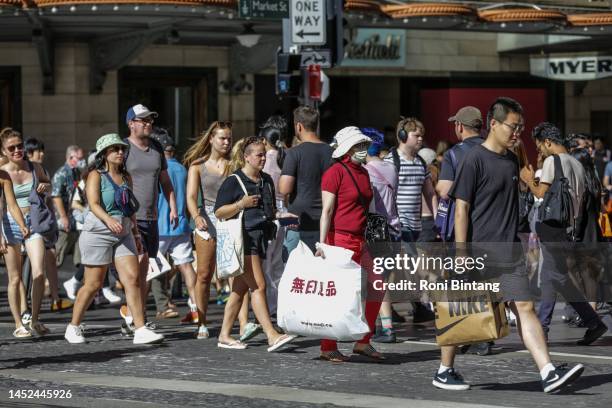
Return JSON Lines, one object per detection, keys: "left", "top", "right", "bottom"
{"left": 530, "top": 55, "right": 612, "bottom": 81}
{"left": 341, "top": 28, "right": 405, "bottom": 68}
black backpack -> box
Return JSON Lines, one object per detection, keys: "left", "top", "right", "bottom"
{"left": 539, "top": 155, "right": 574, "bottom": 229}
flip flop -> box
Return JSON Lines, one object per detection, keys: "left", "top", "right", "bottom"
{"left": 239, "top": 322, "right": 262, "bottom": 342}
{"left": 267, "top": 334, "right": 296, "bottom": 352}
{"left": 353, "top": 344, "right": 386, "bottom": 360}
{"left": 217, "top": 340, "right": 247, "bottom": 350}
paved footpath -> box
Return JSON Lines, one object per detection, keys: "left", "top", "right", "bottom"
{"left": 1, "top": 264, "right": 612, "bottom": 407}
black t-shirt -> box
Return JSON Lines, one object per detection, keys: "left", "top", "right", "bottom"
{"left": 214, "top": 169, "right": 276, "bottom": 231}
{"left": 449, "top": 144, "right": 520, "bottom": 245}
{"left": 439, "top": 136, "right": 485, "bottom": 182}
{"left": 281, "top": 142, "right": 334, "bottom": 230}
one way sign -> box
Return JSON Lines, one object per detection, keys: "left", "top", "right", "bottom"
{"left": 290, "top": 0, "right": 326, "bottom": 45}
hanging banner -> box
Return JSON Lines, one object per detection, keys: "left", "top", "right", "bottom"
{"left": 530, "top": 55, "right": 612, "bottom": 81}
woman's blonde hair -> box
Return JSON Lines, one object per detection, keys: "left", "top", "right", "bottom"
{"left": 183, "top": 121, "right": 232, "bottom": 171}
{"left": 229, "top": 136, "right": 265, "bottom": 172}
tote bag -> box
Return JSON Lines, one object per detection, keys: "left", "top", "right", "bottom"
{"left": 216, "top": 174, "right": 248, "bottom": 279}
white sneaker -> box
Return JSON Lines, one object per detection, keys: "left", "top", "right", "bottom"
{"left": 102, "top": 287, "right": 122, "bottom": 304}
{"left": 63, "top": 277, "right": 80, "bottom": 301}
{"left": 133, "top": 326, "right": 164, "bottom": 345}
{"left": 64, "top": 324, "right": 86, "bottom": 344}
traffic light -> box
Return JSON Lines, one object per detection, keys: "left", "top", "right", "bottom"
{"left": 276, "top": 50, "right": 302, "bottom": 97}
{"left": 326, "top": 0, "right": 348, "bottom": 66}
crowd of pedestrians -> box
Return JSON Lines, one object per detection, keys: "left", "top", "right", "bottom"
{"left": 1, "top": 98, "right": 611, "bottom": 393}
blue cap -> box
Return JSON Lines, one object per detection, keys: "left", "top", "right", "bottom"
{"left": 126, "top": 104, "right": 158, "bottom": 124}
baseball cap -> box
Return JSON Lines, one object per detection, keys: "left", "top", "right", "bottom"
{"left": 151, "top": 128, "right": 175, "bottom": 151}
{"left": 126, "top": 104, "right": 158, "bottom": 124}
{"left": 448, "top": 106, "right": 482, "bottom": 129}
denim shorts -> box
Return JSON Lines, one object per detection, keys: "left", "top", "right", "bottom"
{"left": 2, "top": 212, "right": 43, "bottom": 246}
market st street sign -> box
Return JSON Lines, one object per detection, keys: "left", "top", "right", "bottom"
{"left": 239, "top": 0, "right": 289, "bottom": 20}
{"left": 290, "top": 0, "right": 326, "bottom": 45}
{"left": 530, "top": 56, "right": 612, "bottom": 81}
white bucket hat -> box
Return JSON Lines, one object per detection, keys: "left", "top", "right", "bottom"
{"left": 331, "top": 126, "right": 371, "bottom": 159}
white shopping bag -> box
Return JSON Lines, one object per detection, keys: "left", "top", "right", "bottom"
{"left": 277, "top": 241, "right": 369, "bottom": 341}
{"left": 216, "top": 174, "right": 247, "bottom": 280}
{"left": 146, "top": 251, "right": 172, "bottom": 282}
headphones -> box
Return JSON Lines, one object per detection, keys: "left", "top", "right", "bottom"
{"left": 397, "top": 117, "right": 417, "bottom": 143}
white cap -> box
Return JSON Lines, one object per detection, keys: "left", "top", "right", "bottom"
{"left": 418, "top": 147, "right": 436, "bottom": 165}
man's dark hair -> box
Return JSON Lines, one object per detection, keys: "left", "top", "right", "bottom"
{"left": 24, "top": 138, "right": 45, "bottom": 154}
{"left": 293, "top": 106, "right": 319, "bottom": 132}
{"left": 532, "top": 122, "right": 566, "bottom": 147}
{"left": 486, "top": 97, "right": 524, "bottom": 131}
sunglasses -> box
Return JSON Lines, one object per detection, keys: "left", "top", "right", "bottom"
{"left": 6, "top": 143, "right": 24, "bottom": 153}
{"left": 133, "top": 118, "right": 154, "bottom": 125}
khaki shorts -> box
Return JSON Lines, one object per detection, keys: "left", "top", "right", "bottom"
{"left": 79, "top": 212, "right": 137, "bottom": 266}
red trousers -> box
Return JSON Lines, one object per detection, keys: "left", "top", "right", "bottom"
{"left": 320, "top": 231, "right": 383, "bottom": 352}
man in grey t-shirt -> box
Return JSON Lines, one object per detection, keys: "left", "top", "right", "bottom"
{"left": 121, "top": 104, "right": 178, "bottom": 333}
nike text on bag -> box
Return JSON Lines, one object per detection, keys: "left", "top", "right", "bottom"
{"left": 433, "top": 291, "right": 509, "bottom": 346}
{"left": 277, "top": 241, "right": 370, "bottom": 341}
{"left": 102, "top": 173, "right": 140, "bottom": 218}
{"left": 28, "top": 161, "right": 58, "bottom": 236}
{"left": 146, "top": 251, "right": 173, "bottom": 282}
{"left": 539, "top": 155, "right": 573, "bottom": 228}
{"left": 215, "top": 174, "right": 247, "bottom": 280}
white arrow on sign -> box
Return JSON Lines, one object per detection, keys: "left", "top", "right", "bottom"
{"left": 290, "top": 0, "right": 326, "bottom": 45}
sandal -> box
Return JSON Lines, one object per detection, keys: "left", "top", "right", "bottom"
{"left": 156, "top": 308, "right": 179, "bottom": 319}
{"left": 267, "top": 334, "right": 296, "bottom": 352}
{"left": 239, "top": 322, "right": 262, "bottom": 342}
{"left": 217, "top": 339, "right": 247, "bottom": 349}
{"left": 353, "top": 344, "right": 385, "bottom": 360}
{"left": 196, "top": 325, "right": 210, "bottom": 339}
{"left": 13, "top": 326, "right": 32, "bottom": 339}
{"left": 320, "top": 350, "right": 349, "bottom": 363}
{"left": 30, "top": 321, "right": 50, "bottom": 336}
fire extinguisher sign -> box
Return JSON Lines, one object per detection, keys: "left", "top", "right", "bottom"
{"left": 290, "top": 0, "right": 326, "bottom": 45}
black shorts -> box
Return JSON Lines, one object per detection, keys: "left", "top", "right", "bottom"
{"left": 137, "top": 220, "right": 159, "bottom": 256}
{"left": 244, "top": 229, "right": 268, "bottom": 258}
{"left": 495, "top": 263, "right": 533, "bottom": 302}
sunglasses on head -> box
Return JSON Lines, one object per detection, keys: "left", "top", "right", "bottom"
{"left": 214, "top": 121, "right": 232, "bottom": 129}
{"left": 6, "top": 143, "right": 24, "bottom": 153}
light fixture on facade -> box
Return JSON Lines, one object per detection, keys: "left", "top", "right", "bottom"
{"left": 236, "top": 23, "right": 261, "bottom": 48}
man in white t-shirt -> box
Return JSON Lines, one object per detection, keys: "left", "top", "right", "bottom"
{"left": 520, "top": 122, "right": 606, "bottom": 346}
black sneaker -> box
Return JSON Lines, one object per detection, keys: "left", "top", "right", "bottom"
{"left": 432, "top": 368, "right": 470, "bottom": 390}
{"left": 460, "top": 342, "right": 493, "bottom": 356}
{"left": 120, "top": 322, "right": 135, "bottom": 337}
{"left": 577, "top": 321, "right": 607, "bottom": 346}
{"left": 542, "top": 364, "right": 584, "bottom": 393}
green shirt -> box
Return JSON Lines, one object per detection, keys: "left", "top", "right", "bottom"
{"left": 100, "top": 173, "right": 125, "bottom": 217}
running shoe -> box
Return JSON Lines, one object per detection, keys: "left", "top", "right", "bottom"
{"left": 64, "top": 324, "right": 86, "bottom": 344}
{"left": 120, "top": 321, "right": 135, "bottom": 337}
{"left": 542, "top": 364, "right": 584, "bottom": 393}
{"left": 20, "top": 310, "right": 32, "bottom": 326}
{"left": 196, "top": 325, "right": 210, "bottom": 339}
{"left": 63, "top": 277, "right": 80, "bottom": 301}
{"left": 133, "top": 327, "right": 164, "bottom": 345}
{"left": 180, "top": 311, "right": 199, "bottom": 325}
{"left": 432, "top": 368, "right": 470, "bottom": 390}
{"left": 102, "top": 287, "right": 122, "bottom": 304}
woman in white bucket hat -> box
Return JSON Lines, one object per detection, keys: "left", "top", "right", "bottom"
{"left": 316, "top": 126, "right": 385, "bottom": 362}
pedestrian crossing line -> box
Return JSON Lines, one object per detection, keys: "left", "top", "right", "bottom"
{"left": 401, "top": 340, "right": 612, "bottom": 363}
{"left": 0, "top": 369, "right": 517, "bottom": 408}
